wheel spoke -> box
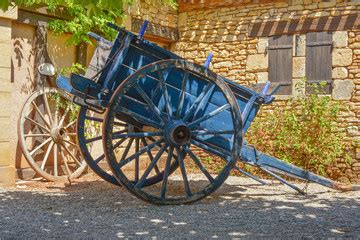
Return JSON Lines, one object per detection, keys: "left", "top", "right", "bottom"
{"left": 59, "top": 142, "right": 82, "bottom": 166}
{"left": 29, "top": 137, "right": 52, "bottom": 156}
{"left": 85, "top": 116, "right": 103, "bottom": 123}
{"left": 135, "top": 83, "right": 165, "bottom": 125}
{"left": 25, "top": 116, "right": 50, "bottom": 133}
{"left": 65, "top": 120, "right": 77, "bottom": 129}
{"left": 85, "top": 135, "right": 103, "bottom": 144}
{"left": 147, "top": 136, "right": 181, "bottom": 160}
{"left": 141, "top": 138, "right": 160, "bottom": 174}
{"left": 58, "top": 107, "right": 70, "bottom": 127}
{"left": 119, "top": 138, "right": 134, "bottom": 166}
{"left": 119, "top": 107, "right": 163, "bottom": 129}
{"left": 114, "top": 121, "right": 127, "bottom": 127}
{"left": 176, "top": 71, "right": 189, "bottom": 119}
{"left": 182, "top": 83, "right": 215, "bottom": 122}
{"left": 96, "top": 138, "right": 126, "bottom": 163}
{"left": 176, "top": 147, "right": 192, "bottom": 197}
{"left": 63, "top": 139, "right": 78, "bottom": 147}
{"left": 184, "top": 146, "right": 214, "bottom": 183}
{"left": 188, "top": 104, "right": 230, "bottom": 128}
{"left": 24, "top": 133, "right": 50, "bottom": 138}
{"left": 158, "top": 71, "right": 173, "bottom": 119}
{"left": 160, "top": 146, "right": 174, "bottom": 199}
{"left": 190, "top": 139, "right": 231, "bottom": 161}
{"left": 135, "top": 139, "right": 140, "bottom": 182}
{"left": 60, "top": 146, "right": 72, "bottom": 176}
{"left": 112, "top": 131, "right": 163, "bottom": 139}
{"left": 192, "top": 130, "right": 234, "bottom": 136}
{"left": 193, "top": 85, "right": 216, "bottom": 121}
{"left": 53, "top": 144, "right": 58, "bottom": 176}
{"left": 85, "top": 130, "right": 125, "bottom": 144}
{"left": 135, "top": 143, "right": 168, "bottom": 189}
{"left": 43, "top": 93, "right": 53, "bottom": 125}
{"left": 40, "top": 141, "right": 55, "bottom": 170}
{"left": 31, "top": 102, "right": 51, "bottom": 129}
{"left": 119, "top": 138, "right": 164, "bottom": 168}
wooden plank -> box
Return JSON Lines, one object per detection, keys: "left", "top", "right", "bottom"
{"left": 249, "top": 14, "right": 360, "bottom": 37}
{"left": 305, "top": 32, "right": 332, "bottom": 94}
{"left": 268, "top": 35, "right": 292, "bottom": 95}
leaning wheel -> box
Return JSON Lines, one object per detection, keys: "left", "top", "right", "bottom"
{"left": 77, "top": 106, "right": 179, "bottom": 186}
{"left": 103, "top": 59, "right": 242, "bottom": 205}
{"left": 18, "top": 87, "right": 87, "bottom": 181}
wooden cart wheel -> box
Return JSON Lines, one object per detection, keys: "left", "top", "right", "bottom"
{"left": 18, "top": 87, "right": 87, "bottom": 181}
{"left": 103, "top": 59, "right": 242, "bottom": 205}
{"left": 77, "top": 106, "right": 179, "bottom": 186}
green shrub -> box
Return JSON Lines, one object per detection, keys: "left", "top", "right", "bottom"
{"left": 246, "top": 81, "right": 347, "bottom": 176}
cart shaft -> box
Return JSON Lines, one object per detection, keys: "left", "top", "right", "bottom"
{"left": 241, "top": 145, "right": 353, "bottom": 191}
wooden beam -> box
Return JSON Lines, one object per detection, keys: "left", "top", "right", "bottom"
{"left": 249, "top": 14, "right": 360, "bottom": 37}
{"left": 131, "top": 18, "right": 179, "bottom": 42}
{"left": 178, "top": 0, "right": 286, "bottom": 12}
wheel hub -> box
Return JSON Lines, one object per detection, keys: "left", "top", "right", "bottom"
{"left": 164, "top": 120, "right": 191, "bottom": 146}
{"left": 51, "top": 127, "right": 66, "bottom": 143}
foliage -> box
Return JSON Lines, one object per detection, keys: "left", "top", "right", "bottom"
{"left": 60, "top": 63, "right": 86, "bottom": 76}
{"left": 2, "top": 0, "right": 177, "bottom": 45}
{"left": 246, "top": 80, "right": 347, "bottom": 176}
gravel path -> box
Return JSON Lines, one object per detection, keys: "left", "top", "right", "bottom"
{"left": 0, "top": 173, "right": 359, "bottom": 239}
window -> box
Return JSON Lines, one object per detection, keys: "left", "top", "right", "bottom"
{"left": 305, "top": 32, "right": 333, "bottom": 94}
{"left": 268, "top": 35, "right": 293, "bottom": 95}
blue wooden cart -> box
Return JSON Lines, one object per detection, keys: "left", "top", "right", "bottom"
{"left": 57, "top": 22, "right": 353, "bottom": 205}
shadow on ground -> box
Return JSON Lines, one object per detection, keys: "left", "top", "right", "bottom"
{"left": 0, "top": 178, "right": 359, "bottom": 239}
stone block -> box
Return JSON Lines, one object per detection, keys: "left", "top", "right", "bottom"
{"left": 318, "top": 1, "right": 336, "bottom": 8}
{"left": 0, "top": 141, "right": 11, "bottom": 166}
{"left": 257, "top": 38, "right": 268, "bottom": 54}
{"left": 256, "top": 72, "right": 268, "bottom": 83}
{"left": 0, "top": 19, "right": 11, "bottom": 44}
{"left": 332, "top": 67, "right": 348, "bottom": 79}
{"left": 178, "top": 12, "right": 187, "bottom": 27}
{"left": 0, "top": 92, "right": 11, "bottom": 117}
{"left": 332, "top": 49, "right": 353, "bottom": 67}
{"left": 0, "top": 166, "right": 15, "bottom": 187}
{"left": 333, "top": 31, "right": 348, "bottom": 48}
{"left": 0, "top": 42, "right": 12, "bottom": 68}
{"left": 246, "top": 54, "right": 268, "bottom": 71}
{"left": 213, "top": 61, "right": 233, "bottom": 69}
{"left": 347, "top": 126, "right": 359, "bottom": 136}
{"left": 0, "top": 6, "right": 18, "bottom": 20}
{"left": 294, "top": 34, "right": 306, "bottom": 56}
{"left": 293, "top": 57, "right": 305, "bottom": 78}
{"left": 356, "top": 148, "right": 360, "bottom": 160}
{"left": 332, "top": 80, "right": 355, "bottom": 100}
{"left": 0, "top": 67, "right": 11, "bottom": 91}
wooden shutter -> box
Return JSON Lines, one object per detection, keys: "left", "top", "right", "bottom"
{"left": 268, "top": 35, "right": 293, "bottom": 95}
{"left": 306, "top": 32, "right": 333, "bottom": 94}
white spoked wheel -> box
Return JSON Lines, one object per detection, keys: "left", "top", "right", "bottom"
{"left": 18, "top": 87, "right": 87, "bottom": 181}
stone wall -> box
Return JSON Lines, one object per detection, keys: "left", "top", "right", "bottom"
{"left": 0, "top": 7, "right": 18, "bottom": 187}
{"left": 172, "top": 0, "right": 360, "bottom": 183}
{"left": 123, "top": 0, "right": 178, "bottom": 45}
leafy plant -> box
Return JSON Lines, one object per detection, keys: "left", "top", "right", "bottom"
{"left": 2, "top": 0, "right": 178, "bottom": 45}
{"left": 246, "top": 80, "right": 347, "bottom": 176}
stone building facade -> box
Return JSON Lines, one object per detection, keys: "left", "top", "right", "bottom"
{"left": 132, "top": 0, "right": 360, "bottom": 183}
{"left": 0, "top": 0, "right": 359, "bottom": 186}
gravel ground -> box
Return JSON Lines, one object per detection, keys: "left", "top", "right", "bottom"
{"left": 0, "top": 173, "right": 359, "bottom": 239}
